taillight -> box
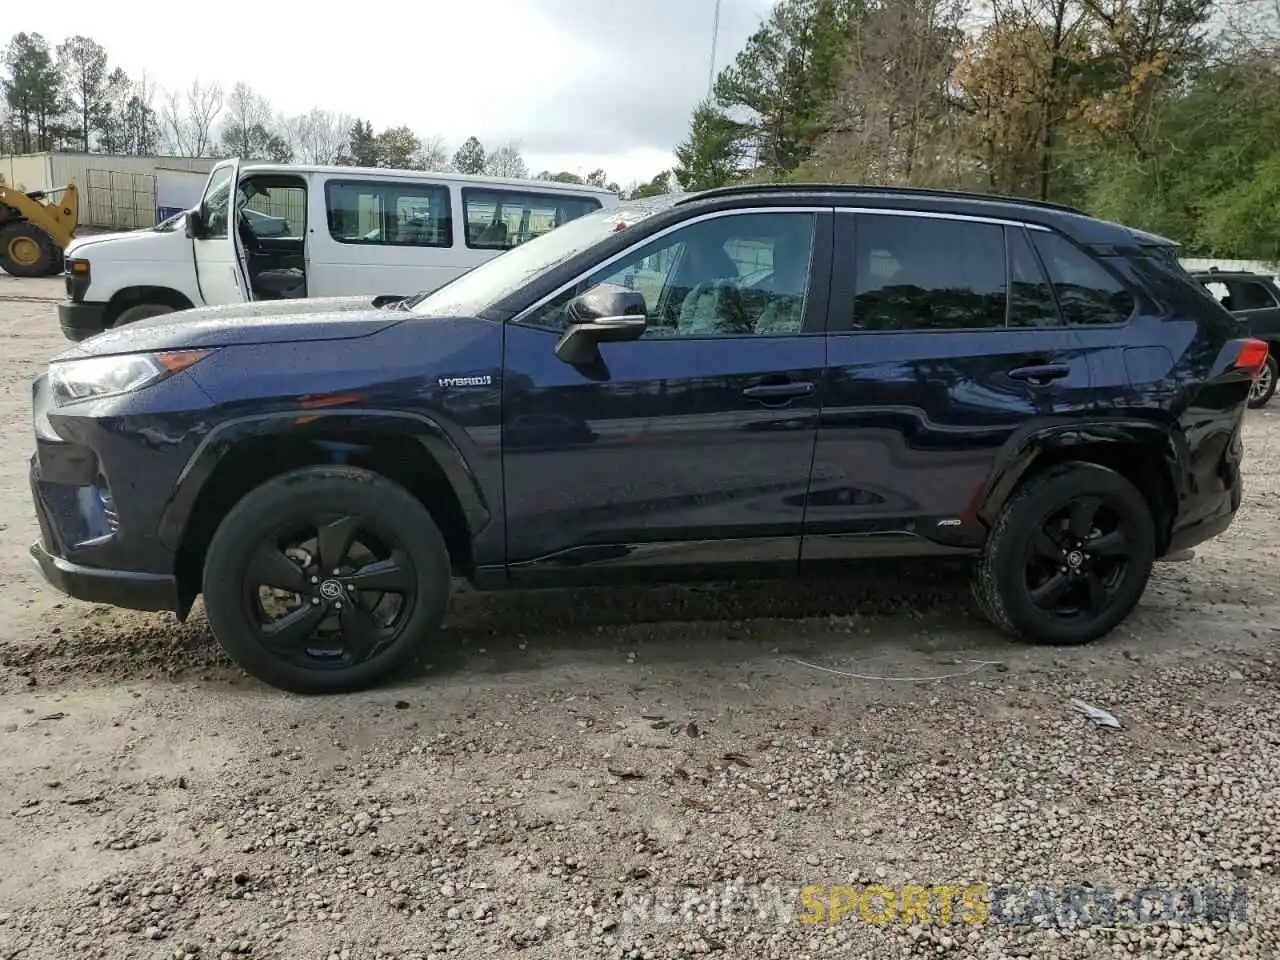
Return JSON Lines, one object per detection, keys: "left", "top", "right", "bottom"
{"left": 1235, "top": 339, "right": 1270, "bottom": 375}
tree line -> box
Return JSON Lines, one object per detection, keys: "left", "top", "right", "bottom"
{"left": 0, "top": 33, "right": 679, "bottom": 197}
{"left": 672, "top": 0, "right": 1280, "bottom": 259}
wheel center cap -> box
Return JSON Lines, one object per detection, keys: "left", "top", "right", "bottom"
{"left": 318, "top": 579, "right": 345, "bottom": 601}
{"left": 1066, "top": 550, "right": 1084, "bottom": 569}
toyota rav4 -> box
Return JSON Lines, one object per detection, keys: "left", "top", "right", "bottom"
{"left": 28, "top": 185, "right": 1266, "bottom": 694}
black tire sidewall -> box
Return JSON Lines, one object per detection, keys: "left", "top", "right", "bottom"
{"left": 113, "top": 303, "right": 174, "bottom": 327}
{"left": 992, "top": 465, "right": 1155, "bottom": 646}
{"left": 202, "top": 466, "right": 450, "bottom": 694}
{"left": 0, "top": 223, "right": 55, "bottom": 278}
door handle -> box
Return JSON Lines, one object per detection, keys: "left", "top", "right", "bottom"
{"left": 742, "top": 380, "right": 815, "bottom": 401}
{"left": 1008, "top": 363, "right": 1070, "bottom": 384}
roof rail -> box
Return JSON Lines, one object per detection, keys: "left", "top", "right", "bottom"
{"left": 676, "top": 182, "right": 1086, "bottom": 215}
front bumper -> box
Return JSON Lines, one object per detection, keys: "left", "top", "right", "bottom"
{"left": 29, "top": 439, "right": 182, "bottom": 615}
{"left": 29, "top": 540, "right": 179, "bottom": 612}
{"left": 57, "top": 300, "right": 108, "bottom": 341}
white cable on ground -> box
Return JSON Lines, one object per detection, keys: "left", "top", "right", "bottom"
{"left": 781, "top": 656, "right": 1004, "bottom": 682}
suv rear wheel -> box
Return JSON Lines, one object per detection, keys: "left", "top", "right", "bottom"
{"left": 973, "top": 462, "right": 1156, "bottom": 646}
{"left": 201, "top": 465, "right": 451, "bottom": 694}
{"left": 1248, "top": 352, "right": 1277, "bottom": 408}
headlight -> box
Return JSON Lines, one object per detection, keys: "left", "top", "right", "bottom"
{"left": 48, "top": 350, "right": 212, "bottom": 405}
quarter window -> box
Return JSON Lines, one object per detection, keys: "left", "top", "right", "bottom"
{"left": 852, "top": 215, "right": 1007, "bottom": 330}
{"left": 1030, "top": 232, "right": 1135, "bottom": 325}
{"left": 1008, "top": 227, "right": 1061, "bottom": 328}
{"left": 462, "top": 189, "right": 602, "bottom": 250}
{"left": 325, "top": 180, "right": 452, "bottom": 247}
{"left": 520, "top": 211, "right": 818, "bottom": 338}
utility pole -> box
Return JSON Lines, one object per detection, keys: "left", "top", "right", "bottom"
{"left": 707, "top": 0, "right": 722, "bottom": 101}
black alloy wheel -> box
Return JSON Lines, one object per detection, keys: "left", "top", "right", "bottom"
{"left": 247, "top": 515, "right": 416, "bottom": 669}
{"left": 1023, "top": 496, "right": 1134, "bottom": 621}
{"left": 1248, "top": 353, "right": 1277, "bottom": 409}
{"left": 203, "top": 466, "right": 450, "bottom": 694}
{"left": 973, "top": 461, "right": 1156, "bottom": 646}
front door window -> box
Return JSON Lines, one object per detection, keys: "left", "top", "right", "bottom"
{"left": 520, "top": 211, "right": 820, "bottom": 338}
{"left": 201, "top": 166, "right": 235, "bottom": 238}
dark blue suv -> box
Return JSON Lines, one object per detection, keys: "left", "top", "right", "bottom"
{"left": 28, "top": 185, "right": 1266, "bottom": 693}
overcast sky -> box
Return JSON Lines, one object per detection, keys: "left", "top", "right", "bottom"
{"left": 16, "top": 0, "right": 774, "bottom": 185}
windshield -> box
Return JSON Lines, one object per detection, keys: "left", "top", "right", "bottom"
{"left": 153, "top": 211, "right": 185, "bottom": 232}
{"left": 409, "top": 195, "right": 680, "bottom": 317}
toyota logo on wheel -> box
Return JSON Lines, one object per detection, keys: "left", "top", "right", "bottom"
{"left": 318, "top": 579, "right": 344, "bottom": 601}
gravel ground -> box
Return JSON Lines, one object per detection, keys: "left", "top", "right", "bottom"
{"left": 1, "top": 273, "right": 1278, "bottom": 960}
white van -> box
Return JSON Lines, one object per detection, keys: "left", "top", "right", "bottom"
{"left": 56, "top": 160, "right": 618, "bottom": 340}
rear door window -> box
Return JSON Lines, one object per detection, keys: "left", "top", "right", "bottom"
{"left": 852, "top": 214, "right": 1007, "bottom": 330}
{"left": 1007, "top": 227, "right": 1061, "bottom": 328}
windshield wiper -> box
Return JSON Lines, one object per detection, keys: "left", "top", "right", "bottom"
{"left": 394, "top": 292, "right": 427, "bottom": 310}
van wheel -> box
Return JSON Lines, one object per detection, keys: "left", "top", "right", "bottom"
{"left": 0, "top": 223, "right": 57, "bottom": 277}
{"left": 112, "top": 303, "right": 175, "bottom": 327}
{"left": 972, "top": 462, "right": 1156, "bottom": 646}
{"left": 201, "top": 466, "right": 451, "bottom": 694}
{"left": 1248, "top": 352, "right": 1277, "bottom": 408}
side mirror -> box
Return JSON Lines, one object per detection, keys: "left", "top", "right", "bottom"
{"left": 184, "top": 209, "right": 205, "bottom": 239}
{"left": 554, "top": 283, "right": 648, "bottom": 365}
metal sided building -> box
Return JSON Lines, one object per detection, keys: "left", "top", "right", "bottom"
{"left": 0, "top": 152, "right": 218, "bottom": 230}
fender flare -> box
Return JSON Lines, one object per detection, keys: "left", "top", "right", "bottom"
{"left": 156, "top": 408, "right": 490, "bottom": 551}
{"left": 973, "top": 418, "right": 1186, "bottom": 528}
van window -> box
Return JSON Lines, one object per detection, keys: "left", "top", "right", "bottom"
{"left": 325, "top": 180, "right": 452, "bottom": 248}
{"left": 461, "top": 188, "right": 602, "bottom": 251}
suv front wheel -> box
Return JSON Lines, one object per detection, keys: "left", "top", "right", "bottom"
{"left": 201, "top": 465, "right": 451, "bottom": 694}
{"left": 973, "top": 462, "right": 1156, "bottom": 646}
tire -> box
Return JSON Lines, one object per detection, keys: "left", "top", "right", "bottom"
{"left": 112, "top": 303, "right": 175, "bottom": 327}
{"left": 972, "top": 461, "right": 1156, "bottom": 646}
{"left": 201, "top": 465, "right": 451, "bottom": 694}
{"left": 1247, "top": 352, "right": 1278, "bottom": 409}
{"left": 0, "top": 222, "right": 58, "bottom": 278}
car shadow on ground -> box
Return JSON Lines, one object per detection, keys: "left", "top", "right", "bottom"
{"left": 4, "top": 558, "right": 1020, "bottom": 691}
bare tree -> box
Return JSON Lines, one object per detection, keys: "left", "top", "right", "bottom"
{"left": 1222, "top": 0, "right": 1280, "bottom": 50}
{"left": 483, "top": 139, "right": 529, "bottom": 178}
{"left": 285, "top": 107, "right": 353, "bottom": 164}
{"left": 415, "top": 133, "right": 450, "bottom": 171}
{"left": 161, "top": 78, "right": 224, "bottom": 157}
{"left": 129, "top": 72, "right": 161, "bottom": 156}
{"left": 218, "top": 81, "right": 271, "bottom": 157}
{"left": 810, "top": 0, "right": 969, "bottom": 186}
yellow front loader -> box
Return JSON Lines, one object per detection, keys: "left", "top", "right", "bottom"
{"left": 0, "top": 183, "right": 79, "bottom": 277}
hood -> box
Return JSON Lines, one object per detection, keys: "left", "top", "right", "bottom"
{"left": 55, "top": 296, "right": 408, "bottom": 360}
{"left": 66, "top": 226, "right": 175, "bottom": 257}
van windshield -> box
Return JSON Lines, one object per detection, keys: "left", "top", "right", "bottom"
{"left": 408, "top": 195, "right": 679, "bottom": 318}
